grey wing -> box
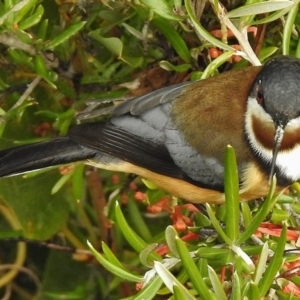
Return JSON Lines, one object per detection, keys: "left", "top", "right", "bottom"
{"left": 109, "top": 82, "right": 225, "bottom": 189}
{"left": 112, "top": 82, "right": 192, "bottom": 117}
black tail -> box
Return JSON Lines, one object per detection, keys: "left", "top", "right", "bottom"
{"left": 0, "top": 137, "right": 96, "bottom": 177}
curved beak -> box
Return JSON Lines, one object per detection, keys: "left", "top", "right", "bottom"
{"left": 269, "top": 123, "right": 285, "bottom": 183}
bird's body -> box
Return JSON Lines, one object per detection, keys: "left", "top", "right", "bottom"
{"left": 1, "top": 56, "right": 300, "bottom": 203}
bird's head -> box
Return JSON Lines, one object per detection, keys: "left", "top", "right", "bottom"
{"left": 245, "top": 56, "right": 300, "bottom": 184}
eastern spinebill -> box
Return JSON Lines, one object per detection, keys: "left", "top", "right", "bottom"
{"left": 1, "top": 55, "right": 300, "bottom": 204}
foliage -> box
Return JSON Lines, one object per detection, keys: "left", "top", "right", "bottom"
{"left": 0, "top": 0, "right": 300, "bottom": 299}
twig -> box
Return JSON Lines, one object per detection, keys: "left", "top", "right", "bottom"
{"left": 216, "top": 3, "right": 261, "bottom": 66}
{"left": 11, "top": 76, "right": 42, "bottom": 110}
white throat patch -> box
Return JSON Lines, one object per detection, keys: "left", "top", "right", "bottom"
{"left": 245, "top": 96, "right": 300, "bottom": 181}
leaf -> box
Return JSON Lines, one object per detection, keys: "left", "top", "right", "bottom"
{"left": 237, "top": 176, "right": 279, "bottom": 244}
{"left": 88, "top": 31, "right": 143, "bottom": 67}
{"left": 0, "top": 172, "right": 70, "bottom": 240}
{"left": 18, "top": 4, "right": 44, "bottom": 30}
{"left": 224, "top": 145, "right": 240, "bottom": 243}
{"left": 88, "top": 241, "right": 142, "bottom": 282}
{"left": 44, "top": 21, "right": 86, "bottom": 50}
{"left": 175, "top": 237, "right": 215, "bottom": 300}
{"left": 227, "top": 1, "right": 294, "bottom": 18}
{"left": 208, "top": 266, "right": 227, "bottom": 300}
{"left": 201, "top": 51, "right": 234, "bottom": 79}
{"left": 0, "top": 0, "right": 32, "bottom": 26}
{"left": 126, "top": 276, "right": 163, "bottom": 300}
{"left": 151, "top": 17, "right": 192, "bottom": 63}
{"left": 139, "top": 0, "right": 183, "bottom": 20}
{"left": 114, "top": 202, "right": 161, "bottom": 261}
{"left": 154, "top": 261, "right": 196, "bottom": 299}
{"left": 258, "top": 225, "right": 287, "bottom": 297}
{"left": 185, "top": 0, "right": 235, "bottom": 52}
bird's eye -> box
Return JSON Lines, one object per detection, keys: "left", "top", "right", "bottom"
{"left": 256, "top": 85, "right": 264, "bottom": 104}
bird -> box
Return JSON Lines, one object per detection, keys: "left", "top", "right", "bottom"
{"left": 1, "top": 55, "right": 300, "bottom": 204}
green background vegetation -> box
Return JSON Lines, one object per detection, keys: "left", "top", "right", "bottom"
{"left": 0, "top": 0, "right": 300, "bottom": 299}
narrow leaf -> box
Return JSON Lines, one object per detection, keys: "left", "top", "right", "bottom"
{"left": 114, "top": 202, "right": 161, "bottom": 261}
{"left": 224, "top": 145, "right": 240, "bottom": 242}
{"left": 206, "top": 204, "right": 231, "bottom": 245}
{"left": 175, "top": 237, "right": 215, "bottom": 300}
{"left": 44, "top": 21, "right": 86, "bottom": 50}
{"left": 227, "top": 1, "right": 294, "bottom": 18}
{"left": 208, "top": 266, "right": 227, "bottom": 300}
{"left": 87, "top": 241, "right": 142, "bottom": 282}
{"left": 258, "top": 225, "right": 287, "bottom": 297}
{"left": 185, "top": 0, "right": 235, "bottom": 52}
{"left": 151, "top": 17, "right": 192, "bottom": 63}
{"left": 154, "top": 261, "right": 196, "bottom": 300}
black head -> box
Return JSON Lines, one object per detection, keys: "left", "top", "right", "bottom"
{"left": 247, "top": 56, "right": 300, "bottom": 182}
{"left": 250, "top": 56, "right": 300, "bottom": 127}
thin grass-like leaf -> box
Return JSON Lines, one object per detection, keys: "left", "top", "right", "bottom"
{"left": 258, "top": 225, "right": 287, "bottom": 297}
{"left": 175, "top": 237, "right": 215, "bottom": 300}
{"left": 114, "top": 202, "right": 161, "bottom": 261}
{"left": 185, "top": 0, "right": 235, "bottom": 52}
{"left": 154, "top": 261, "right": 196, "bottom": 300}
{"left": 237, "top": 176, "right": 278, "bottom": 244}
{"left": 208, "top": 266, "right": 227, "bottom": 300}
{"left": 224, "top": 145, "right": 240, "bottom": 243}
{"left": 206, "top": 204, "right": 231, "bottom": 245}
{"left": 44, "top": 21, "right": 86, "bottom": 50}
{"left": 227, "top": 1, "right": 294, "bottom": 18}
{"left": 87, "top": 241, "right": 142, "bottom": 282}
{"left": 282, "top": 2, "right": 299, "bottom": 55}
{"left": 165, "top": 226, "right": 179, "bottom": 257}
{"left": 230, "top": 272, "right": 241, "bottom": 300}
{"left": 253, "top": 242, "right": 269, "bottom": 284}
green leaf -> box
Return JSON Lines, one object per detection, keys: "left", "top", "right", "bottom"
{"left": 0, "top": 172, "right": 70, "bottom": 240}
{"left": 250, "top": 6, "right": 294, "bottom": 25}
{"left": 154, "top": 261, "right": 196, "bottom": 300}
{"left": 159, "top": 60, "right": 191, "bottom": 72}
{"left": 127, "top": 198, "right": 152, "bottom": 242}
{"left": 151, "top": 17, "right": 192, "bottom": 63}
{"left": 18, "top": 4, "right": 44, "bottom": 30}
{"left": 114, "top": 202, "right": 161, "bottom": 261}
{"left": 253, "top": 242, "right": 269, "bottom": 284}
{"left": 227, "top": 1, "right": 294, "bottom": 18}
{"left": 201, "top": 51, "right": 235, "bottom": 79}
{"left": 13, "top": 0, "right": 38, "bottom": 23}
{"left": 88, "top": 31, "right": 143, "bottom": 67}
{"left": 44, "top": 21, "right": 86, "bottom": 50}
{"left": 175, "top": 237, "right": 215, "bottom": 300}
{"left": 230, "top": 272, "right": 241, "bottom": 300}
{"left": 114, "top": 202, "right": 147, "bottom": 252}
{"left": 165, "top": 226, "right": 179, "bottom": 257}
{"left": 37, "top": 18, "right": 48, "bottom": 40}
{"left": 258, "top": 225, "right": 286, "bottom": 297}
{"left": 139, "top": 0, "right": 183, "bottom": 20}
{"left": 87, "top": 241, "right": 142, "bottom": 282}
{"left": 208, "top": 266, "right": 227, "bottom": 300}
{"left": 282, "top": 2, "right": 299, "bottom": 55}
{"left": 51, "top": 172, "right": 72, "bottom": 194}
{"left": 206, "top": 204, "right": 231, "bottom": 245}
{"left": 34, "top": 54, "right": 56, "bottom": 88}
{"left": 237, "top": 176, "right": 279, "bottom": 244}
{"left": 101, "top": 242, "right": 127, "bottom": 270}
{"left": 174, "top": 284, "right": 189, "bottom": 300}
{"left": 122, "top": 276, "right": 163, "bottom": 300}
{"left": 245, "top": 282, "right": 260, "bottom": 299}
{"left": 139, "top": 244, "right": 159, "bottom": 267}
{"left": 185, "top": 0, "right": 235, "bottom": 52}
{"left": 0, "top": 0, "right": 32, "bottom": 26}
{"left": 224, "top": 145, "right": 240, "bottom": 243}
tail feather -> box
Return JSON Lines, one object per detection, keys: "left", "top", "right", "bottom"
{"left": 0, "top": 137, "right": 96, "bottom": 177}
